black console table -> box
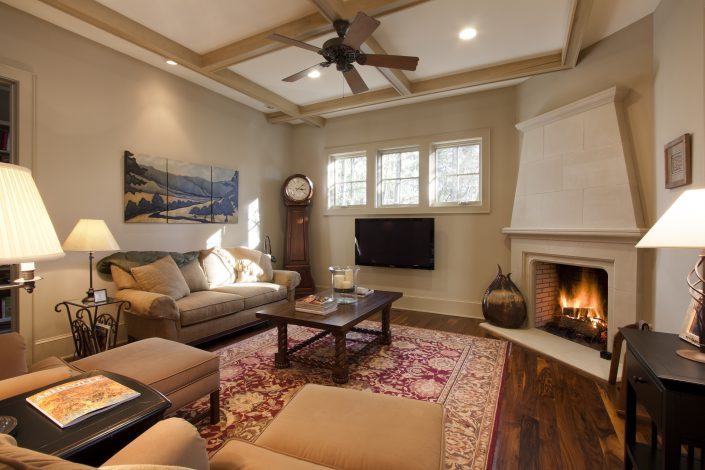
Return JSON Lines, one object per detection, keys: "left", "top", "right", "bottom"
{"left": 0, "top": 370, "right": 169, "bottom": 466}
{"left": 623, "top": 328, "right": 705, "bottom": 469}
{"left": 55, "top": 298, "right": 130, "bottom": 358}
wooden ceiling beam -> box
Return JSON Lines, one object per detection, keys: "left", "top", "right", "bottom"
{"left": 37, "top": 0, "right": 326, "bottom": 127}
{"left": 562, "top": 0, "right": 594, "bottom": 67}
{"left": 266, "top": 53, "right": 565, "bottom": 123}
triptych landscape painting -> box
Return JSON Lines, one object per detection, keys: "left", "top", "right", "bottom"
{"left": 124, "top": 151, "right": 238, "bottom": 224}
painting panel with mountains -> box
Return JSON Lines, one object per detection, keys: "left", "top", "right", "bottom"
{"left": 124, "top": 151, "right": 239, "bottom": 224}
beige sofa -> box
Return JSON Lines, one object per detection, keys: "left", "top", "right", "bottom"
{"left": 98, "top": 247, "right": 300, "bottom": 345}
{"left": 0, "top": 384, "right": 445, "bottom": 470}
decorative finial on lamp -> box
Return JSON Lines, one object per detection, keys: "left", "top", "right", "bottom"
{"left": 636, "top": 188, "right": 705, "bottom": 363}
{"left": 62, "top": 219, "right": 120, "bottom": 303}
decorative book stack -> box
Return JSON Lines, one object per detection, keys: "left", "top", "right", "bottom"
{"left": 295, "top": 295, "right": 337, "bottom": 315}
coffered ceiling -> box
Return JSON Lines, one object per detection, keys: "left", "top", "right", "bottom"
{"left": 2, "top": 0, "right": 659, "bottom": 126}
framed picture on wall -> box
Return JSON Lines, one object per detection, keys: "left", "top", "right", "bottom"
{"left": 664, "top": 133, "right": 692, "bottom": 189}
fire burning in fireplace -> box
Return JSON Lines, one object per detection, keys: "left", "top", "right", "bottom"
{"left": 555, "top": 273, "right": 607, "bottom": 344}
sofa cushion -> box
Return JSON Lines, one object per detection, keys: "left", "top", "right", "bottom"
{"left": 212, "top": 283, "right": 287, "bottom": 310}
{"left": 111, "top": 265, "right": 140, "bottom": 290}
{"left": 200, "top": 247, "right": 237, "bottom": 288}
{"left": 0, "top": 332, "right": 28, "bottom": 380}
{"left": 225, "top": 247, "right": 273, "bottom": 283}
{"left": 0, "top": 433, "right": 95, "bottom": 469}
{"left": 211, "top": 439, "right": 333, "bottom": 470}
{"left": 176, "top": 291, "right": 244, "bottom": 327}
{"left": 180, "top": 259, "right": 209, "bottom": 292}
{"left": 131, "top": 256, "right": 190, "bottom": 301}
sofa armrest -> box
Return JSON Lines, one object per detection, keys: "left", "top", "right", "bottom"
{"left": 0, "top": 367, "right": 75, "bottom": 401}
{"left": 102, "top": 417, "right": 209, "bottom": 470}
{"left": 273, "top": 270, "right": 301, "bottom": 294}
{"left": 114, "top": 289, "right": 180, "bottom": 321}
{"left": 0, "top": 332, "right": 28, "bottom": 380}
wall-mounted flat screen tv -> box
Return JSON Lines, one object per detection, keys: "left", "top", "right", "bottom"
{"left": 354, "top": 218, "right": 434, "bottom": 270}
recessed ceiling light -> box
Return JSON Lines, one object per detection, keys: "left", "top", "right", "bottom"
{"left": 166, "top": 60, "right": 178, "bottom": 66}
{"left": 307, "top": 69, "right": 321, "bottom": 79}
{"left": 459, "top": 27, "right": 477, "bottom": 41}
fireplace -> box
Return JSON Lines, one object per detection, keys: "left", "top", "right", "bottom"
{"left": 534, "top": 262, "right": 608, "bottom": 352}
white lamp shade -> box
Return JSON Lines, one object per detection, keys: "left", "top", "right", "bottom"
{"left": 0, "top": 163, "right": 64, "bottom": 264}
{"left": 62, "top": 219, "right": 120, "bottom": 252}
{"left": 637, "top": 188, "right": 705, "bottom": 248}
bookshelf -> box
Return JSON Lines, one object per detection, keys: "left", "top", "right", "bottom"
{"left": 0, "top": 85, "right": 17, "bottom": 331}
{"left": 0, "top": 120, "right": 9, "bottom": 164}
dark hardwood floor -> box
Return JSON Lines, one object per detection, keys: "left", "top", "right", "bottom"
{"left": 209, "top": 308, "right": 630, "bottom": 469}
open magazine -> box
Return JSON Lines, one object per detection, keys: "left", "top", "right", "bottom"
{"left": 26, "top": 375, "right": 140, "bottom": 428}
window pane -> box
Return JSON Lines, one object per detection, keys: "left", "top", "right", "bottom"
{"left": 399, "top": 178, "right": 419, "bottom": 205}
{"left": 437, "top": 175, "right": 457, "bottom": 203}
{"left": 382, "top": 153, "right": 400, "bottom": 179}
{"left": 352, "top": 182, "right": 366, "bottom": 205}
{"left": 381, "top": 180, "right": 399, "bottom": 205}
{"left": 352, "top": 157, "right": 366, "bottom": 181}
{"left": 400, "top": 151, "right": 419, "bottom": 177}
{"left": 468, "top": 174, "right": 480, "bottom": 201}
{"left": 436, "top": 147, "right": 456, "bottom": 176}
{"left": 458, "top": 145, "right": 480, "bottom": 174}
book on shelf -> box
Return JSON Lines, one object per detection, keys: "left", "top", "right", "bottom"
{"left": 295, "top": 294, "right": 337, "bottom": 315}
{"left": 26, "top": 375, "right": 140, "bottom": 428}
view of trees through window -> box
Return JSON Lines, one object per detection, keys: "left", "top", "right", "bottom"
{"left": 434, "top": 142, "right": 480, "bottom": 204}
{"left": 379, "top": 149, "right": 419, "bottom": 206}
{"left": 327, "top": 153, "right": 366, "bottom": 208}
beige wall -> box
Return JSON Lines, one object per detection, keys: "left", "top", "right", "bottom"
{"left": 0, "top": 3, "right": 292, "bottom": 360}
{"left": 516, "top": 16, "right": 656, "bottom": 325}
{"left": 291, "top": 87, "right": 518, "bottom": 317}
{"left": 651, "top": 0, "right": 705, "bottom": 333}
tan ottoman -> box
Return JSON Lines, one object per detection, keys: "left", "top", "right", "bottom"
{"left": 243, "top": 384, "right": 445, "bottom": 470}
{"left": 72, "top": 337, "right": 220, "bottom": 424}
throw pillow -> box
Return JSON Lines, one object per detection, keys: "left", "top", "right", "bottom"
{"left": 199, "top": 247, "right": 237, "bottom": 288}
{"left": 130, "top": 256, "right": 190, "bottom": 300}
{"left": 180, "top": 259, "right": 209, "bottom": 292}
{"left": 226, "top": 246, "right": 274, "bottom": 283}
{"left": 111, "top": 265, "right": 139, "bottom": 290}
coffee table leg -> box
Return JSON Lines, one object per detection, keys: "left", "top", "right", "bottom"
{"left": 274, "top": 323, "right": 291, "bottom": 368}
{"left": 381, "top": 304, "right": 392, "bottom": 346}
{"left": 332, "top": 331, "right": 349, "bottom": 384}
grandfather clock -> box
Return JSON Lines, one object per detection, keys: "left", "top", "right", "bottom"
{"left": 282, "top": 174, "right": 315, "bottom": 297}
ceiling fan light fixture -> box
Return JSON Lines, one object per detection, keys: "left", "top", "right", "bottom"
{"left": 459, "top": 27, "right": 477, "bottom": 41}
{"left": 165, "top": 59, "right": 178, "bottom": 66}
{"left": 307, "top": 69, "right": 321, "bottom": 79}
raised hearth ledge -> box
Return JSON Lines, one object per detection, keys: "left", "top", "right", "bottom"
{"left": 479, "top": 322, "right": 620, "bottom": 381}
{"left": 502, "top": 227, "right": 648, "bottom": 243}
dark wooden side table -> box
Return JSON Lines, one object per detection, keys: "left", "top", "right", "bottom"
{"left": 622, "top": 328, "right": 705, "bottom": 469}
{"left": 0, "top": 370, "right": 170, "bottom": 466}
{"left": 55, "top": 298, "right": 130, "bottom": 358}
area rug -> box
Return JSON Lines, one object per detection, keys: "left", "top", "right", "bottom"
{"left": 178, "top": 321, "right": 509, "bottom": 470}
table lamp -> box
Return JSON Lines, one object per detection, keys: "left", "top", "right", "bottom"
{"left": 636, "top": 188, "right": 705, "bottom": 363}
{"left": 62, "top": 219, "right": 120, "bottom": 302}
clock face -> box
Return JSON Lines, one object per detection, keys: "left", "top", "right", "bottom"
{"left": 285, "top": 176, "right": 312, "bottom": 202}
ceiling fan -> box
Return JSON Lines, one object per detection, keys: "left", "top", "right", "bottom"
{"left": 267, "top": 12, "right": 419, "bottom": 95}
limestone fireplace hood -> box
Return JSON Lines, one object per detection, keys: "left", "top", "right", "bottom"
{"left": 482, "top": 86, "right": 648, "bottom": 380}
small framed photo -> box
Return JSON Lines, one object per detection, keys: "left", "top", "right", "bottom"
{"left": 680, "top": 296, "right": 702, "bottom": 347}
{"left": 93, "top": 289, "right": 108, "bottom": 304}
{"left": 665, "top": 133, "right": 692, "bottom": 189}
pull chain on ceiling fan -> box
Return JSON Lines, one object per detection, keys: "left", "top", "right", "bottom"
{"left": 267, "top": 12, "right": 419, "bottom": 95}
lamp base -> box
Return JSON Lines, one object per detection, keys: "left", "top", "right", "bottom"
{"left": 676, "top": 348, "right": 705, "bottom": 363}
{"left": 82, "top": 288, "right": 95, "bottom": 304}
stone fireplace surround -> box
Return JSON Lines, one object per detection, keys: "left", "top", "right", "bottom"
{"left": 480, "top": 87, "right": 647, "bottom": 380}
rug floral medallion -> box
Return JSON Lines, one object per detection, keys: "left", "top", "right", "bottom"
{"left": 179, "top": 321, "right": 509, "bottom": 470}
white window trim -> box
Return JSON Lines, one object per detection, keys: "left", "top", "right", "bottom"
{"left": 325, "top": 128, "right": 490, "bottom": 216}
{"left": 376, "top": 146, "right": 420, "bottom": 208}
{"left": 327, "top": 151, "right": 367, "bottom": 209}
{"left": 430, "top": 138, "right": 483, "bottom": 208}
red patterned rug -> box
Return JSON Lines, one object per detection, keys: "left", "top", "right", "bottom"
{"left": 179, "top": 321, "right": 509, "bottom": 470}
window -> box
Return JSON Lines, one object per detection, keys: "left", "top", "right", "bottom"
{"left": 432, "top": 140, "right": 481, "bottom": 205}
{"left": 378, "top": 149, "right": 419, "bottom": 206}
{"left": 327, "top": 152, "right": 367, "bottom": 208}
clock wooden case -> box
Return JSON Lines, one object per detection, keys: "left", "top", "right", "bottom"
{"left": 282, "top": 174, "right": 315, "bottom": 297}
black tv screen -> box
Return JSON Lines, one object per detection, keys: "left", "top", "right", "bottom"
{"left": 355, "top": 218, "right": 434, "bottom": 270}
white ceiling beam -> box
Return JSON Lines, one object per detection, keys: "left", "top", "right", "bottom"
{"left": 36, "top": 0, "right": 326, "bottom": 127}
{"left": 266, "top": 53, "right": 565, "bottom": 123}
{"left": 562, "top": 0, "right": 594, "bottom": 67}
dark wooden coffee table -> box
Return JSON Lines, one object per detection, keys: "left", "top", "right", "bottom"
{"left": 0, "top": 370, "right": 170, "bottom": 466}
{"left": 256, "top": 290, "right": 402, "bottom": 383}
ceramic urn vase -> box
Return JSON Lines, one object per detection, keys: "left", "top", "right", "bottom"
{"left": 482, "top": 265, "right": 527, "bottom": 328}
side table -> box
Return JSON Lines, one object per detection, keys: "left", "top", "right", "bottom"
{"left": 622, "top": 328, "right": 705, "bottom": 469}
{"left": 0, "top": 370, "right": 170, "bottom": 466}
{"left": 55, "top": 298, "right": 130, "bottom": 358}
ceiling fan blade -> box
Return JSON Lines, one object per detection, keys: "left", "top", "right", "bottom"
{"left": 283, "top": 64, "right": 323, "bottom": 82}
{"left": 342, "top": 12, "right": 380, "bottom": 49}
{"left": 267, "top": 33, "right": 320, "bottom": 53}
{"left": 358, "top": 54, "right": 419, "bottom": 71}
{"left": 343, "top": 66, "right": 369, "bottom": 94}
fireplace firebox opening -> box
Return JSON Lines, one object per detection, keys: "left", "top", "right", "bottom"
{"left": 534, "top": 262, "right": 608, "bottom": 352}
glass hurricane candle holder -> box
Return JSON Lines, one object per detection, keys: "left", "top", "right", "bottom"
{"left": 329, "top": 265, "right": 359, "bottom": 304}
